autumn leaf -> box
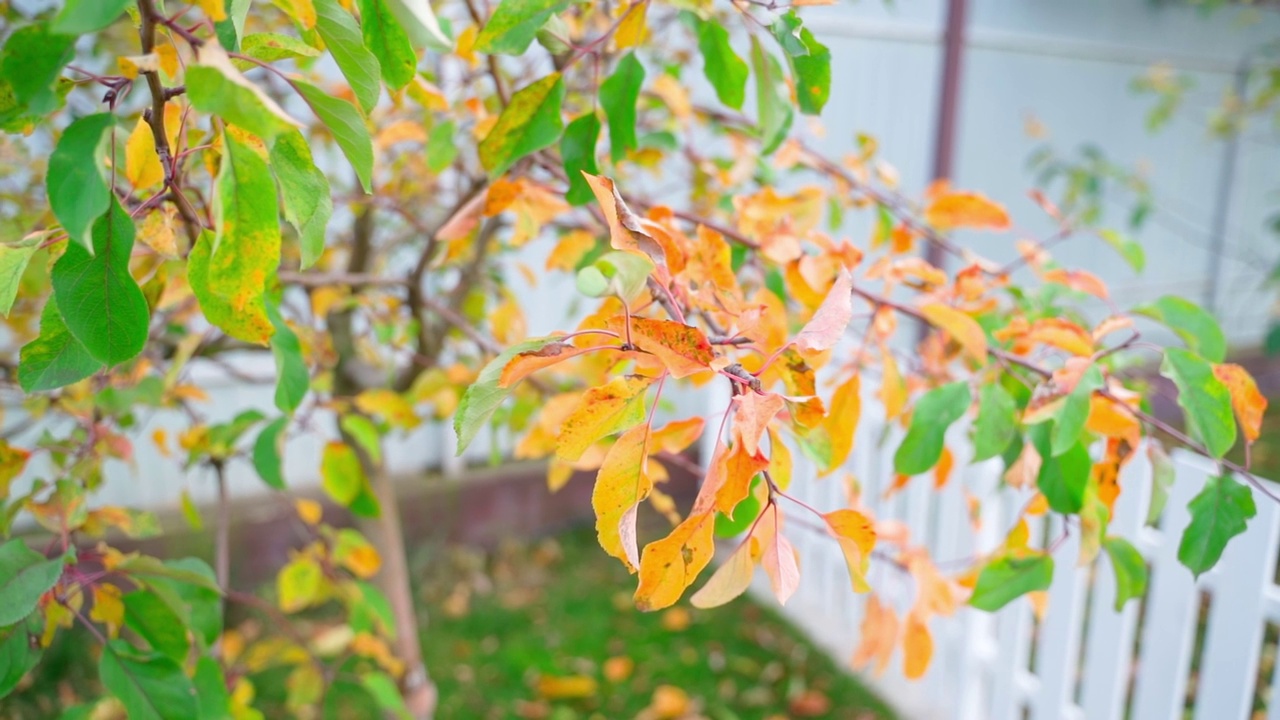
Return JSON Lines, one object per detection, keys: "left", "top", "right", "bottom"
{"left": 851, "top": 595, "right": 898, "bottom": 676}
{"left": 921, "top": 303, "right": 987, "bottom": 362}
{"left": 592, "top": 424, "right": 650, "bottom": 571}
{"left": 825, "top": 509, "right": 875, "bottom": 593}
{"left": 498, "top": 340, "right": 605, "bottom": 388}
{"left": 758, "top": 504, "right": 800, "bottom": 605}
{"left": 733, "top": 391, "right": 785, "bottom": 457}
{"left": 556, "top": 375, "right": 653, "bottom": 461}
{"left": 1026, "top": 318, "right": 1094, "bottom": 356}
{"left": 822, "top": 374, "right": 860, "bottom": 475}
{"left": 606, "top": 316, "right": 714, "bottom": 378}
{"left": 1043, "top": 268, "right": 1109, "bottom": 300}
{"left": 634, "top": 510, "right": 716, "bottom": 611}
{"left": 793, "top": 268, "right": 853, "bottom": 352}
{"left": 924, "top": 191, "right": 1011, "bottom": 231}
{"left": 1213, "top": 363, "right": 1267, "bottom": 444}
{"left": 902, "top": 612, "right": 933, "bottom": 679}
{"left": 689, "top": 537, "right": 755, "bottom": 608}
{"left": 582, "top": 173, "right": 667, "bottom": 264}
{"left": 125, "top": 118, "right": 164, "bottom": 190}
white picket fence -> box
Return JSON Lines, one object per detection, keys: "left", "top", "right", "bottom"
{"left": 743, "top": 388, "right": 1280, "bottom": 720}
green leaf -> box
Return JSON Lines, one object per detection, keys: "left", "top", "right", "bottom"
{"left": 1099, "top": 229, "right": 1145, "bottom": 272}
{"left": 384, "top": 0, "right": 453, "bottom": 50}
{"left": 322, "top": 442, "right": 366, "bottom": 506}
{"left": 270, "top": 129, "right": 332, "bottom": 269}
{"left": 969, "top": 554, "right": 1054, "bottom": 612}
{"left": 786, "top": 24, "right": 830, "bottom": 115}
{"left": 267, "top": 303, "right": 309, "bottom": 413}
{"left": 314, "top": 0, "right": 383, "bottom": 113}
{"left": 361, "top": 671, "right": 413, "bottom": 720}
{"left": 1161, "top": 348, "right": 1235, "bottom": 458}
{"left": 1029, "top": 423, "right": 1091, "bottom": 514}
{"left": 0, "top": 540, "right": 64, "bottom": 627}
{"left": 193, "top": 657, "right": 231, "bottom": 720}
{"left": 769, "top": 12, "right": 809, "bottom": 57}
{"left": 47, "top": 113, "right": 114, "bottom": 252}
{"left": 893, "top": 381, "right": 970, "bottom": 475}
{"left": 1051, "top": 364, "right": 1104, "bottom": 456}
{"left": 114, "top": 555, "right": 222, "bottom": 593}
{"left": 358, "top": 0, "right": 418, "bottom": 90}
{"left": 0, "top": 234, "right": 40, "bottom": 317}
{"left": 1102, "top": 536, "right": 1147, "bottom": 611}
{"left": 696, "top": 19, "right": 749, "bottom": 110}
{"left": 51, "top": 199, "right": 149, "bottom": 366}
{"left": 478, "top": 73, "right": 565, "bottom": 176}
{"left": 18, "top": 297, "right": 103, "bottom": 392}
{"left": 51, "top": 0, "right": 132, "bottom": 34}
{"left": 252, "top": 417, "right": 289, "bottom": 490}
{"left": 1136, "top": 295, "right": 1227, "bottom": 363}
{"left": 972, "top": 383, "right": 1018, "bottom": 461}
{"left": 293, "top": 80, "right": 375, "bottom": 193}
{"left": 121, "top": 591, "right": 190, "bottom": 663}
{"left": 1146, "top": 442, "right": 1175, "bottom": 526}
{"left": 426, "top": 120, "right": 458, "bottom": 173}
{"left": 160, "top": 558, "right": 221, "bottom": 649}
{"left": 210, "top": 131, "right": 282, "bottom": 326}
{"left": 599, "top": 53, "right": 644, "bottom": 163}
{"left": 561, "top": 113, "right": 601, "bottom": 205}
{"left": 189, "top": 232, "right": 274, "bottom": 345}
{"left": 455, "top": 337, "right": 562, "bottom": 453}
{"left": 0, "top": 620, "right": 41, "bottom": 700}
{"left": 341, "top": 415, "right": 383, "bottom": 465}
{"left": 238, "top": 32, "right": 323, "bottom": 65}
{"left": 1178, "top": 472, "right": 1256, "bottom": 577}
{"left": 99, "top": 640, "right": 199, "bottom": 720}
{"left": 749, "top": 36, "right": 793, "bottom": 156}
{"left": 215, "top": 0, "right": 253, "bottom": 50}
{"left": 0, "top": 24, "right": 75, "bottom": 115}
{"left": 474, "top": 0, "right": 570, "bottom": 55}
{"left": 188, "top": 41, "right": 300, "bottom": 142}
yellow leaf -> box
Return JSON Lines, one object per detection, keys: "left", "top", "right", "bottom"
{"left": 1026, "top": 318, "right": 1094, "bottom": 356}
{"left": 924, "top": 192, "right": 1010, "bottom": 231}
{"left": 0, "top": 441, "right": 30, "bottom": 499}
{"left": 546, "top": 230, "right": 597, "bottom": 271}
{"left": 354, "top": 389, "right": 420, "bottom": 430}
{"left": 277, "top": 556, "right": 323, "bottom": 613}
{"left": 274, "top": 0, "right": 316, "bottom": 28}
{"left": 138, "top": 206, "right": 180, "bottom": 257}
{"left": 295, "top": 498, "right": 323, "bottom": 525}
{"left": 767, "top": 427, "right": 792, "bottom": 491}
{"left": 126, "top": 118, "right": 165, "bottom": 190}
{"left": 634, "top": 511, "right": 716, "bottom": 611}
{"left": 196, "top": 0, "right": 228, "bottom": 21}
{"left": 690, "top": 537, "right": 755, "bottom": 609}
{"left": 921, "top": 303, "right": 987, "bottom": 362}
{"left": 156, "top": 43, "right": 180, "bottom": 79}
{"left": 90, "top": 584, "right": 124, "bottom": 636}
{"left": 334, "top": 529, "right": 381, "bottom": 578}
{"left": 1214, "top": 363, "right": 1267, "bottom": 444}
{"left": 614, "top": 2, "right": 648, "bottom": 48}
{"left": 592, "top": 424, "right": 650, "bottom": 571}
{"left": 645, "top": 685, "right": 690, "bottom": 719}
{"left": 556, "top": 375, "right": 654, "bottom": 461}
{"left": 650, "top": 417, "right": 705, "bottom": 455}
{"left": 825, "top": 509, "right": 875, "bottom": 593}
{"left": 1085, "top": 395, "right": 1141, "bottom": 446}
{"left": 118, "top": 53, "right": 159, "bottom": 80}
{"left": 822, "top": 374, "right": 860, "bottom": 475}
{"left": 879, "top": 347, "right": 906, "bottom": 419}
{"left": 903, "top": 612, "right": 933, "bottom": 679}
{"left": 851, "top": 594, "right": 897, "bottom": 675}
{"left": 152, "top": 429, "right": 170, "bottom": 458}
{"left": 536, "top": 674, "right": 598, "bottom": 700}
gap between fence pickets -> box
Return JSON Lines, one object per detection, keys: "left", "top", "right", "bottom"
{"left": 721, "top": 430, "right": 1280, "bottom": 720}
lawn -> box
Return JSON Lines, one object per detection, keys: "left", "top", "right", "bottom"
{"left": 0, "top": 527, "right": 896, "bottom": 720}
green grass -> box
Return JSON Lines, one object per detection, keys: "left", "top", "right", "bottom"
{"left": 0, "top": 528, "right": 895, "bottom": 720}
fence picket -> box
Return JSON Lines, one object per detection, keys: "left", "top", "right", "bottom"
{"left": 1031, "top": 515, "right": 1089, "bottom": 720}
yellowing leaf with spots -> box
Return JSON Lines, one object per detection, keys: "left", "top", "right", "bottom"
{"left": 209, "top": 130, "right": 281, "bottom": 312}
{"left": 605, "top": 316, "right": 715, "bottom": 378}
{"left": 277, "top": 555, "right": 323, "bottom": 613}
{"left": 634, "top": 510, "right": 716, "bottom": 611}
{"left": 825, "top": 509, "right": 875, "bottom": 593}
{"left": 1213, "top": 363, "right": 1267, "bottom": 444}
{"left": 354, "top": 389, "right": 420, "bottom": 429}
{"left": 592, "top": 424, "right": 650, "bottom": 571}
{"left": 1026, "top": 318, "right": 1094, "bottom": 357}
{"left": 921, "top": 303, "right": 987, "bottom": 362}
{"left": 557, "top": 375, "right": 654, "bottom": 461}
{"left": 498, "top": 340, "right": 606, "bottom": 388}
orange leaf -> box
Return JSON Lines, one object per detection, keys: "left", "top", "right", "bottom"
{"left": 879, "top": 348, "right": 906, "bottom": 419}
{"left": 606, "top": 316, "right": 714, "bottom": 379}
{"left": 921, "top": 303, "right": 987, "bottom": 362}
{"left": 582, "top": 173, "right": 667, "bottom": 265}
{"left": 634, "top": 511, "right": 716, "bottom": 611}
{"left": 934, "top": 446, "right": 954, "bottom": 488}
{"left": 794, "top": 269, "right": 854, "bottom": 352}
{"left": 711, "top": 436, "right": 770, "bottom": 515}
{"left": 822, "top": 374, "right": 861, "bottom": 475}
{"left": 690, "top": 536, "right": 755, "bottom": 609}
{"left": 851, "top": 595, "right": 898, "bottom": 675}
{"left": 1026, "top": 318, "right": 1094, "bottom": 356}
{"left": 546, "top": 229, "right": 597, "bottom": 271}
{"left": 733, "top": 392, "right": 785, "bottom": 457}
{"left": 825, "top": 509, "right": 875, "bottom": 593}
{"left": 1085, "top": 394, "right": 1141, "bottom": 446}
{"left": 536, "top": 675, "right": 598, "bottom": 700}
{"left": 650, "top": 418, "right": 705, "bottom": 455}
{"left": 924, "top": 192, "right": 1010, "bottom": 231}
{"left": 592, "top": 424, "right": 650, "bottom": 571}
{"left": 1043, "top": 268, "right": 1109, "bottom": 300}
{"left": 498, "top": 341, "right": 607, "bottom": 388}
{"left": 903, "top": 612, "right": 933, "bottom": 679}
{"left": 556, "top": 375, "right": 654, "bottom": 461}
{"left": 1214, "top": 363, "right": 1267, "bottom": 443}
